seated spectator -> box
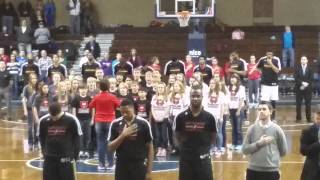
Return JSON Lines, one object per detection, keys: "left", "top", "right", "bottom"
{"left": 34, "top": 21, "right": 51, "bottom": 51}
{"left": 84, "top": 34, "right": 101, "bottom": 59}
{"left": 148, "top": 56, "right": 161, "bottom": 72}
{"left": 232, "top": 28, "right": 245, "bottom": 40}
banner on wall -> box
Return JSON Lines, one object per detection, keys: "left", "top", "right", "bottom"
{"left": 187, "top": 31, "right": 206, "bottom": 63}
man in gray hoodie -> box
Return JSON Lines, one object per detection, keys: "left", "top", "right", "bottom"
{"left": 242, "top": 102, "right": 287, "bottom": 180}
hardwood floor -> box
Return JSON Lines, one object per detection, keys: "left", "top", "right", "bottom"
{"left": 0, "top": 106, "right": 312, "bottom": 180}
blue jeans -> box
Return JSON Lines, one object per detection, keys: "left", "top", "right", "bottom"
{"left": 27, "top": 109, "right": 38, "bottom": 146}
{"left": 215, "top": 119, "right": 223, "bottom": 150}
{"left": 95, "top": 122, "right": 114, "bottom": 167}
{"left": 11, "top": 74, "right": 20, "bottom": 99}
{"left": 229, "top": 109, "right": 243, "bottom": 146}
{"left": 282, "top": 48, "right": 295, "bottom": 68}
{"left": 248, "top": 79, "right": 260, "bottom": 103}
{"left": 80, "top": 120, "right": 91, "bottom": 152}
{"left": 154, "top": 120, "right": 168, "bottom": 149}
{"left": 222, "top": 115, "right": 228, "bottom": 148}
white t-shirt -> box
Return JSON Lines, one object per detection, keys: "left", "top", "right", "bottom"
{"left": 228, "top": 85, "right": 246, "bottom": 109}
{"left": 151, "top": 99, "right": 169, "bottom": 122}
{"left": 203, "top": 92, "right": 227, "bottom": 121}
{"left": 169, "top": 96, "right": 188, "bottom": 118}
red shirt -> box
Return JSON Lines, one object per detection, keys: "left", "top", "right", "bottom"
{"left": 247, "top": 63, "right": 261, "bottom": 80}
{"left": 89, "top": 91, "right": 120, "bottom": 123}
{"left": 0, "top": 55, "right": 9, "bottom": 64}
{"left": 212, "top": 65, "right": 224, "bottom": 78}
{"left": 185, "top": 62, "right": 194, "bottom": 79}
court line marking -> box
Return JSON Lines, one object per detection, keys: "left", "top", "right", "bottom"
{"left": 25, "top": 157, "right": 305, "bottom": 175}
{"left": 1, "top": 119, "right": 26, "bottom": 125}
{"left": 0, "top": 126, "right": 303, "bottom": 132}
{"left": 26, "top": 157, "right": 178, "bottom": 174}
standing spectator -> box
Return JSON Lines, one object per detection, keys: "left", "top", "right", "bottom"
{"left": 257, "top": 52, "right": 281, "bottom": 121}
{"left": 193, "top": 56, "right": 213, "bottom": 85}
{"left": 6, "top": 53, "right": 20, "bottom": 99}
{"left": 300, "top": 111, "right": 320, "bottom": 180}
{"left": 84, "top": 34, "right": 101, "bottom": 59}
{"left": 1, "top": 0, "right": 17, "bottom": 34}
{"left": 0, "top": 60, "right": 11, "bottom": 120}
{"left": 184, "top": 55, "right": 194, "bottom": 80}
{"left": 294, "top": 56, "right": 313, "bottom": 123}
{"left": 71, "top": 84, "right": 92, "bottom": 158}
{"left": 34, "top": 22, "right": 51, "bottom": 52}
{"left": 112, "top": 53, "right": 122, "bottom": 75}
{"left": 22, "top": 73, "right": 38, "bottom": 151}
{"left": 15, "top": 19, "right": 33, "bottom": 54}
{"left": 232, "top": 28, "right": 245, "bottom": 40}
{"left": 18, "top": 0, "right": 33, "bottom": 26}
{"left": 37, "top": 50, "right": 52, "bottom": 82}
{"left": 44, "top": 0, "right": 56, "bottom": 28}
{"left": 33, "top": 83, "right": 53, "bottom": 123}
{"left": 211, "top": 56, "right": 223, "bottom": 78}
{"left": 174, "top": 86, "right": 217, "bottom": 180}
{"left": 247, "top": 55, "right": 261, "bottom": 108}
{"left": 38, "top": 102, "right": 82, "bottom": 180}
{"left": 164, "top": 57, "right": 185, "bottom": 76}
{"left": 81, "top": 0, "right": 95, "bottom": 35}
{"left": 128, "top": 48, "right": 143, "bottom": 69}
{"left": 67, "top": 0, "right": 81, "bottom": 35}
{"left": 47, "top": 54, "right": 68, "bottom": 80}
{"left": 81, "top": 52, "right": 100, "bottom": 82}
{"left": 228, "top": 74, "right": 246, "bottom": 150}
{"left": 79, "top": 49, "right": 90, "bottom": 67}
{"left": 0, "top": 47, "right": 9, "bottom": 64}
{"left": 114, "top": 58, "right": 133, "bottom": 78}
{"left": 89, "top": 79, "right": 120, "bottom": 170}
{"left": 242, "top": 102, "right": 287, "bottom": 180}
{"left": 148, "top": 56, "right": 161, "bottom": 72}
{"left": 20, "top": 54, "right": 40, "bottom": 85}
{"left": 57, "top": 49, "right": 67, "bottom": 66}
{"left": 99, "top": 52, "right": 113, "bottom": 76}
{"left": 16, "top": 50, "right": 28, "bottom": 65}
{"left": 223, "top": 52, "right": 245, "bottom": 85}
{"left": 282, "top": 26, "right": 295, "bottom": 68}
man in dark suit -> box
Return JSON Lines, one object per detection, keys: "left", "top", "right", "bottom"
{"left": 300, "top": 111, "right": 320, "bottom": 180}
{"left": 294, "top": 56, "right": 313, "bottom": 123}
{"left": 85, "top": 34, "right": 101, "bottom": 59}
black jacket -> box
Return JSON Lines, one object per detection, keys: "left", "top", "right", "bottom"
{"left": 300, "top": 124, "right": 320, "bottom": 180}
{"left": 85, "top": 41, "right": 101, "bottom": 59}
{"left": 294, "top": 64, "right": 313, "bottom": 92}
{"left": 15, "top": 26, "right": 33, "bottom": 43}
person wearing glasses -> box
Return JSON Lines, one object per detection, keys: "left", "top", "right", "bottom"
{"left": 242, "top": 102, "right": 287, "bottom": 180}
{"left": 300, "top": 111, "right": 320, "bottom": 180}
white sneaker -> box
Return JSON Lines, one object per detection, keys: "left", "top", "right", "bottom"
{"left": 97, "top": 165, "right": 106, "bottom": 171}
{"left": 161, "top": 149, "right": 167, "bottom": 157}
{"left": 156, "top": 148, "right": 162, "bottom": 157}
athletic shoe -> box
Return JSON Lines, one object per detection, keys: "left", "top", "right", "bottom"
{"left": 215, "top": 151, "right": 222, "bottom": 158}
{"left": 234, "top": 145, "right": 242, "bottom": 151}
{"left": 107, "top": 164, "right": 115, "bottom": 170}
{"left": 97, "top": 165, "right": 106, "bottom": 171}
{"left": 161, "top": 149, "right": 167, "bottom": 157}
{"left": 156, "top": 148, "right": 162, "bottom": 157}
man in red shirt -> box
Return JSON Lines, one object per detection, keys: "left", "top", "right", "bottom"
{"left": 185, "top": 55, "right": 194, "bottom": 79}
{"left": 89, "top": 79, "right": 120, "bottom": 171}
{"left": 247, "top": 55, "right": 261, "bottom": 107}
{"left": 211, "top": 56, "right": 224, "bottom": 78}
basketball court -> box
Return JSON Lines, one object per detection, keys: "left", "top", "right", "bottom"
{"left": 0, "top": 106, "right": 309, "bottom": 180}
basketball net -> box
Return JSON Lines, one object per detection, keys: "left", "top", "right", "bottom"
{"left": 177, "top": 11, "right": 191, "bottom": 27}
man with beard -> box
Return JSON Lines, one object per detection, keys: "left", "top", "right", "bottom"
{"left": 174, "top": 85, "right": 217, "bottom": 180}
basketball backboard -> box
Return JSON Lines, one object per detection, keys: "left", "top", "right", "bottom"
{"left": 156, "top": 0, "right": 215, "bottom": 18}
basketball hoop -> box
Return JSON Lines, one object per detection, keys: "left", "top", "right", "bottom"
{"left": 177, "top": 11, "right": 191, "bottom": 27}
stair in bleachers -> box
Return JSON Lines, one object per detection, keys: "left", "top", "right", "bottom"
{"left": 70, "top": 34, "right": 114, "bottom": 76}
